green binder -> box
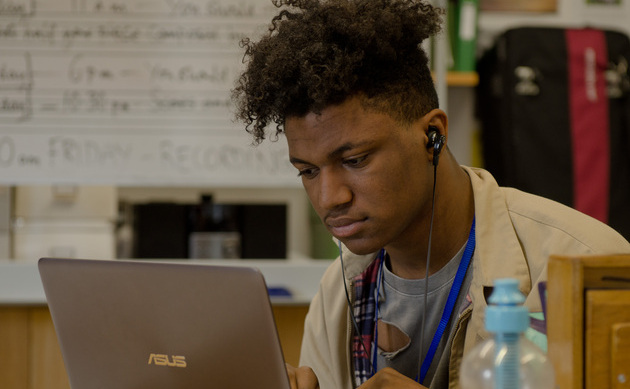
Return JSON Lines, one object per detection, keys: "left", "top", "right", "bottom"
{"left": 448, "top": 0, "right": 479, "bottom": 72}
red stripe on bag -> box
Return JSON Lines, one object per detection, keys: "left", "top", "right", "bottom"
{"left": 566, "top": 29, "right": 610, "bottom": 223}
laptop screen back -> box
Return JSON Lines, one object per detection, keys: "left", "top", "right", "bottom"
{"left": 38, "top": 257, "right": 291, "bottom": 389}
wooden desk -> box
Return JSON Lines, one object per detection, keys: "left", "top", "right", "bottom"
{"left": 0, "top": 305, "right": 308, "bottom": 389}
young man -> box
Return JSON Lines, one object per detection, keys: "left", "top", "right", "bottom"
{"left": 232, "top": 1, "right": 630, "bottom": 388}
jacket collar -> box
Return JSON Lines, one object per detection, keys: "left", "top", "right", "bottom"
{"left": 464, "top": 166, "right": 531, "bottom": 293}
{"left": 338, "top": 241, "right": 378, "bottom": 281}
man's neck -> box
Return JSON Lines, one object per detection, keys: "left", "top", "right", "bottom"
{"left": 386, "top": 164, "right": 474, "bottom": 280}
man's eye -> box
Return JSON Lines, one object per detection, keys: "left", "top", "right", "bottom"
{"left": 344, "top": 155, "right": 368, "bottom": 167}
{"left": 297, "top": 167, "right": 318, "bottom": 179}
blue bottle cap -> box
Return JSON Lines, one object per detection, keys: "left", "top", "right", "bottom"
{"left": 485, "top": 278, "right": 529, "bottom": 333}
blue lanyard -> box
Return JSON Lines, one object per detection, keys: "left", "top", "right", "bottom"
{"left": 371, "top": 218, "right": 476, "bottom": 384}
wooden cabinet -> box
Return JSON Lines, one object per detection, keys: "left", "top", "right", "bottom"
{"left": 548, "top": 254, "right": 630, "bottom": 389}
{"left": 0, "top": 307, "right": 69, "bottom": 389}
{"left": 273, "top": 305, "right": 310, "bottom": 367}
{"left": 0, "top": 305, "right": 308, "bottom": 389}
{"left": 0, "top": 308, "right": 29, "bottom": 389}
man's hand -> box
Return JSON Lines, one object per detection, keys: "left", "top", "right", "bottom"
{"left": 358, "top": 367, "right": 428, "bottom": 389}
{"left": 286, "top": 363, "right": 319, "bottom": 389}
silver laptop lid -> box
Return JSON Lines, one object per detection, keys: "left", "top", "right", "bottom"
{"left": 38, "top": 257, "right": 291, "bottom": 389}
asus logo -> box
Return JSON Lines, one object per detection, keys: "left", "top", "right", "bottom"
{"left": 147, "top": 353, "right": 187, "bottom": 368}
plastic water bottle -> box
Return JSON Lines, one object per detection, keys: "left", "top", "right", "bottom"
{"left": 459, "top": 278, "right": 555, "bottom": 389}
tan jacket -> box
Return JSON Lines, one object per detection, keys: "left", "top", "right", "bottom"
{"left": 299, "top": 166, "right": 630, "bottom": 389}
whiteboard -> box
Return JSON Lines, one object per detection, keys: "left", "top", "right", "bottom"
{"left": 0, "top": 0, "right": 299, "bottom": 187}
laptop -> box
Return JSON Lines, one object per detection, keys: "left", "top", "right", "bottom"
{"left": 38, "top": 257, "right": 291, "bottom": 389}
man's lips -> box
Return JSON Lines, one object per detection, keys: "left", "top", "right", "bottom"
{"left": 326, "top": 217, "right": 366, "bottom": 238}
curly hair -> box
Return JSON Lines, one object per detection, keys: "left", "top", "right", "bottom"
{"left": 232, "top": 0, "right": 444, "bottom": 144}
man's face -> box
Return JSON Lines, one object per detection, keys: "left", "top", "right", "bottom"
{"left": 285, "top": 97, "right": 434, "bottom": 255}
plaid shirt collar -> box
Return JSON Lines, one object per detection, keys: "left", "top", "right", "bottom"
{"left": 351, "top": 250, "right": 385, "bottom": 386}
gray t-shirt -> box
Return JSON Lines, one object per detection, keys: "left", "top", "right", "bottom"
{"left": 376, "top": 242, "right": 472, "bottom": 387}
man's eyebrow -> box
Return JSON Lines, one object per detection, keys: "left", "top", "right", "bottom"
{"left": 328, "top": 143, "right": 354, "bottom": 159}
{"left": 289, "top": 141, "right": 372, "bottom": 165}
{"left": 289, "top": 156, "right": 310, "bottom": 165}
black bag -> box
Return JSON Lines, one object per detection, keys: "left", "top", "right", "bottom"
{"left": 477, "top": 27, "right": 630, "bottom": 240}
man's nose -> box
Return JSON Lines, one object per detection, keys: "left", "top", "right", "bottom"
{"left": 318, "top": 169, "right": 352, "bottom": 211}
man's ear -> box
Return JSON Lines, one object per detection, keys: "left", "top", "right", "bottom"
{"left": 421, "top": 109, "right": 448, "bottom": 167}
{"left": 424, "top": 109, "right": 448, "bottom": 141}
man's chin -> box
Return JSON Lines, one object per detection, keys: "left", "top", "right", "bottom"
{"left": 338, "top": 238, "right": 381, "bottom": 256}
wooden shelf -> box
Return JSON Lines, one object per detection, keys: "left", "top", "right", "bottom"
{"left": 431, "top": 71, "right": 479, "bottom": 87}
{"left": 446, "top": 71, "right": 479, "bottom": 87}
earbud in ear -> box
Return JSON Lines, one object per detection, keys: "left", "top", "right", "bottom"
{"left": 427, "top": 126, "right": 446, "bottom": 167}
